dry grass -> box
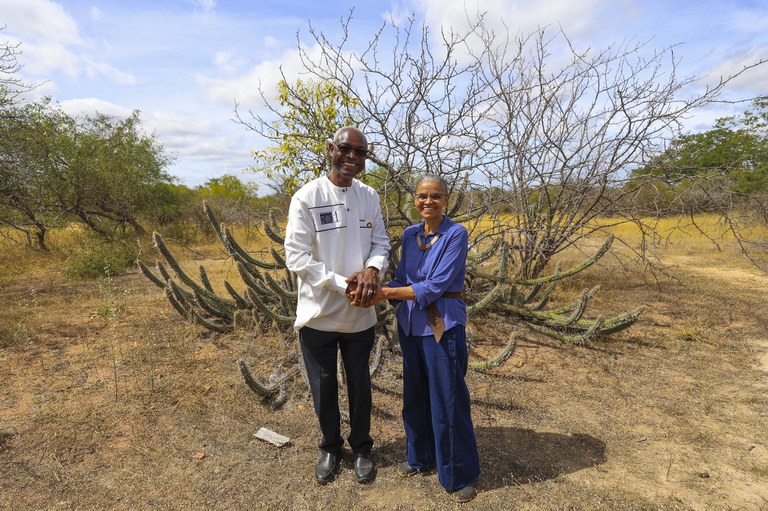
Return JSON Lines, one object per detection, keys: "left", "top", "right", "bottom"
{"left": 1, "top": 219, "right": 767, "bottom": 510}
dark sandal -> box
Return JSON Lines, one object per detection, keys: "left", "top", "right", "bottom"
{"left": 398, "top": 462, "right": 419, "bottom": 477}
{"left": 450, "top": 483, "right": 477, "bottom": 503}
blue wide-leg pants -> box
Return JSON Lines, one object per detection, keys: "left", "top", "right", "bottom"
{"left": 399, "top": 324, "right": 480, "bottom": 491}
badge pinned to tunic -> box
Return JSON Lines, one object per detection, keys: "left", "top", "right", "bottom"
{"left": 310, "top": 203, "right": 346, "bottom": 232}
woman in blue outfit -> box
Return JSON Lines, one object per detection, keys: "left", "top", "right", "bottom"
{"left": 363, "top": 175, "right": 480, "bottom": 502}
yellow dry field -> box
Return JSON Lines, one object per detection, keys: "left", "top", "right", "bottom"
{"left": 0, "top": 216, "right": 766, "bottom": 510}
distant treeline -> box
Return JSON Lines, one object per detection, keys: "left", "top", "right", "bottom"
{"left": 0, "top": 99, "right": 286, "bottom": 250}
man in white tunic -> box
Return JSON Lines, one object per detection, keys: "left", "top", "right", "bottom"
{"left": 284, "top": 126, "right": 390, "bottom": 485}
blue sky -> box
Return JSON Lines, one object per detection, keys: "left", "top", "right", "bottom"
{"left": 2, "top": 0, "right": 766, "bottom": 189}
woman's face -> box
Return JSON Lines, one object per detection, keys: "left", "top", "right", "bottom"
{"left": 415, "top": 179, "right": 448, "bottom": 222}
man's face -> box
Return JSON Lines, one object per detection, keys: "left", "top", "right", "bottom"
{"left": 328, "top": 129, "right": 368, "bottom": 184}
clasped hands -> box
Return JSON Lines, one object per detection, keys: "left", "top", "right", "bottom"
{"left": 345, "top": 267, "right": 384, "bottom": 308}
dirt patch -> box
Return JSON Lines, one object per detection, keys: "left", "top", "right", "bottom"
{"left": 1, "top": 255, "right": 767, "bottom": 510}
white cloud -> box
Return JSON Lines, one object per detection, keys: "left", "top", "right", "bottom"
{"left": 84, "top": 59, "right": 137, "bottom": 85}
{"left": 704, "top": 48, "right": 768, "bottom": 96}
{"left": 192, "top": 0, "right": 216, "bottom": 13}
{"left": 0, "top": 0, "right": 137, "bottom": 87}
{"left": 197, "top": 44, "right": 328, "bottom": 107}
{"left": 90, "top": 6, "right": 103, "bottom": 22}
{"left": 58, "top": 97, "right": 133, "bottom": 118}
{"left": 262, "top": 36, "right": 280, "bottom": 49}
{"left": 20, "top": 40, "right": 82, "bottom": 78}
{"left": 727, "top": 3, "right": 768, "bottom": 34}
{"left": 145, "top": 111, "right": 253, "bottom": 173}
{"left": 0, "top": 0, "right": 83, "bottom": 78}
{"left": 0, "top": 0, "right": 81, "bottom": 44}
{"left": 408, "top": 0, "right": 619, "bottom": 41}
{"left": 53, "top": 102, "right": 254, "bottom": 183}
{"left": 384, "top": 1, "right": 415, "bottom": 25}
{"left": 213, "top": 50, "right": 246, "bottom": 73}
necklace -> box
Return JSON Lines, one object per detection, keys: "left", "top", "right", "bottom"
{"left": 417, "top": 232, "right": 440, "bottom": 251}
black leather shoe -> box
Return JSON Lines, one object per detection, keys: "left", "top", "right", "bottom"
{"left": 315, "top": 452, "right": 339, "bottom": 485}
{"left": 354, "top": 452, "right": 375, "bottom": 483}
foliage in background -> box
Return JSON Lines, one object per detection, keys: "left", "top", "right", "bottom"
{"left": 0, "top": 99, "right": 68, "bottom": 250}
{"left": 64, "top": 231, "right": 138, "bottom": 279}
{"left": 195, "top": 173, "right": 261, "bottom": 224}
{"left": 53, "top": 110, "right": 174, "bottom": 236}
{"left": 243, "top": 79, "right": 362, "bottom": 195}
{"left": 626, "top": 98, "right": 768, "bottom": 267}
{"left": 644, "top": 98, "right": 767, "bottom": 194}
{"left": 1, "top": 102, "right": 175, "bottom": 249}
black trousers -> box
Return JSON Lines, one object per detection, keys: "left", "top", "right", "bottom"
{"left": 299, "top": 326, "right": 375, "bottom": 455}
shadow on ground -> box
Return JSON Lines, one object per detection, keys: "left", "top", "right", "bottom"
{"left": 477, "top": 427, "right": 606, "bottom": 490}
{"left": 372, "top": 426, "right": 605, "bottom": 492}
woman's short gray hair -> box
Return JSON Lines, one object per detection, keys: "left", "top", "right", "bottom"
{"left": 417, "top": 174, "right": 450, "bottom": 195}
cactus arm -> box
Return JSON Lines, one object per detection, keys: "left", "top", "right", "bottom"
{"left": 165, "top": 280, "right": 194, "bottom": 319}
{"left": 199, "top": 265, "right": 214, "bottom": 293}
{"left": 528, "top": 317, "right": 604, "bottom": 344}
{"left": 531, "top": 281, "right": 558, "bottom": 310}
{"left": 264, "top": 214, "right": 285, "bottom": 245}
{"left": 375, "top": 303, "right": 393, "bottom": 324}
{"left": 138, "top": 260, "right": 167, "bottom": 288}
{"left": 282, "top": 268, "right": 296, "bottom": 292}
{"left": 236, "top": 261, "right": 263, "bottom": 292}
{"left": 246, "top": 288, "right": 296, "bottom": 325}
{"left": 383, "top": 217, "right": 413, "bottom": 227}
{"left": 222, "top": 227, "right": 281, "bottom": 269}
{"left": 239, "top": 259, "right": 263, "bottom": 281}
{"left": 466, "top": 237, "right": 502, "bottom": 263}
{"left": 264, "top": 271, "right": 298, "bottom": 299}
{"left": 520, "top": 282, "right": 543, "bottom": 305}
{"left": 469, "top": 335, "right": 517, "bottom": 372}
{"left": 369, "top": 334, "right": 385, "bottom": 378}
{"left": 167, "top": 281, "right": 233, "bottom": 333}
{"left": 538, "top": 290, "right": 592, "bottom": 327}
{"left": 237, "top": 359, "right": 281, "bottom": 397}
{"left": 467, "top": 283, "right": 503, "bottom": 316}
{"left": 153, "top": 232, "right": 235, "bottom": 309}
{"left": 451, "top": 206, "right": 486, "bottom": 224}
{"left": 156, "top": 261, "right": 173, "bottom": 282}
{"left": 224, "top": 281, "right": 250, "bottom": 309}
{"left": 548, "top": 286, "right": 600, "bottom": 315}
{"left": 203, "top": 201, "right": 228, "bottom": 247}
{"left": 446, "top": 191, "right": 464, "bottom": 218}
{"left": 577, "top": 306, "right": 644, "bottom": 335}
{"left": 270, "top": 247, "right": 286, "bottom": 268}
{"left": 471, "top": 235, "right": 614, "bottom": 286}
{"left": 193, "top": 287, "right": 234, "bottom": 320}
{"left": 152, "top": 232, "right": 191, "bottom": 287}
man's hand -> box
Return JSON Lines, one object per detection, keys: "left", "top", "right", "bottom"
{"left": 348, "top": 267, "right": 379, "bottom": 307}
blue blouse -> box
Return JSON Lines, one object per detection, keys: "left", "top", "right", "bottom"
{"left": 388, "top": 216, "right": 467, "bottom": 337}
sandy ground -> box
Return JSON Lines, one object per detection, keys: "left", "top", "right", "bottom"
{"left": 1, "top": 251, "right": 767, "bottom": 510}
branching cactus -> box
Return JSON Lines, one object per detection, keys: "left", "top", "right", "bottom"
{"left": 140, "top": 191, "right": 642, "bottom": 407}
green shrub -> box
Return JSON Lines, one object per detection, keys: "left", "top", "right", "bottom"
{"left": 64, "top": 234, "right": 138, "bottom": 279}
{"left": 156, "top": 219, "right": 201, "bottom": 245}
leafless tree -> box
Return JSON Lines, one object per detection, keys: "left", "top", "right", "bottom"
{"left": 238, "top": 12, "right": 766, "bottom": 279}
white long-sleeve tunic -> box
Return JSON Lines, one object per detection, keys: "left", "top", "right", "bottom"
{"left": 284, "top": 175, "right": 390, "bottom": 333}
